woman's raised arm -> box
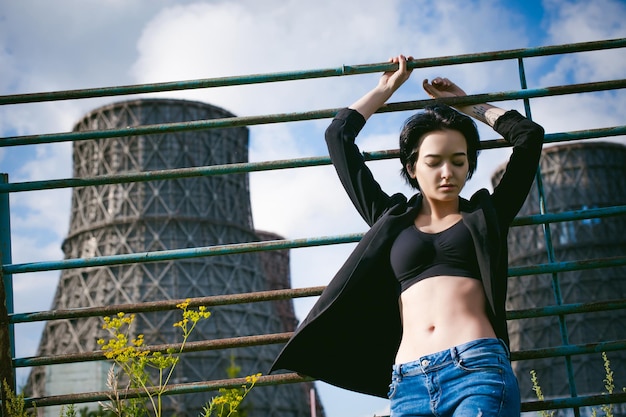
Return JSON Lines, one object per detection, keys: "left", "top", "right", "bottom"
{"left": 422, "top": 77, "right": 505, "bottom": 128}
{"left": 349, "top": 54, "right": 414, "bottom": 120}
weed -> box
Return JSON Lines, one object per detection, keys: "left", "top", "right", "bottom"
{"left": 200, "top": 373, "right": 260, "bottom": 417}
{"left": 530, "top": 370, "right": 555, "bottom": 417}
{"left": 2, "top": 379, "right": 36, "bottom": 417}
{"left": 97, "top": 300, "right": 258, "bottom": 417}
{"left": 1, "top": 301, "right": 258, "bottom": 417}
{"left": 531, "top": 352, "right": 624, "bottom": 417}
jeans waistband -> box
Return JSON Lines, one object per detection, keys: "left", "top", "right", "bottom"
{"left": 392, "top": 338, "right": 509, "bottom": 376}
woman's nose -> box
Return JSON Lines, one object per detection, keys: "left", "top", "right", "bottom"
{"left": 441, "top": 163, "right": 453, "bottom": 179}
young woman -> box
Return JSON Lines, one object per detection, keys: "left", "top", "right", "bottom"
{"left": 271, "top": 55, "right": 544, "bottom": 416}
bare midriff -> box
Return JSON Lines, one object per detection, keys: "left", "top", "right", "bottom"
{"left": 395, "top": 275, "right": 496, "bottom": 364}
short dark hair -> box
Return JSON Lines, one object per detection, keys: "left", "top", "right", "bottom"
{"left": 399, "top": 104, "right": 480, "bottom": 190}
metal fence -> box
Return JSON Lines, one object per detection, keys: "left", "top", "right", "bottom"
{"left": 2, "top": 38, "right": 626, "bottom": 416}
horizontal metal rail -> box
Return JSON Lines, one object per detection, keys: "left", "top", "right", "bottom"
{"left": 2, "top": 124, "right": 626, "bottom": 194}
{"left": 2, "top": 38, "right": 624, "bottom": 106}
{"left": 20, "top": 347, "right": 626, "bottom": 409}
{"left": 12, "top": 324, "right": 626, "bottom": 369}
{"left": 9, "top": 285, "right": 624, "bottom": 326}
{"left": 3, "top": 205, "right": 625, "bottom": 276}
{"left": 3, "top": 239, "right": 625, "bottom": 278}
{"left": 2, "top": 79, "right": 625, "bottom": 148}
{"left": 3, "top": 234, "right": 362, "bottom": 275}
{"left": 9, "top": 287, "right": 325, "bottom": 324}
{"left": 507, "top": 299, "right": 626, "bottom": 320}
{"left": 14, "top": 333, "right": 293, "bottom": 368}
{"left": 24, "top": 373, "right": 313, "bottom": 408}
{"left": 511, "top": 204, "right": 626, "bottom": 227}
{"left": 512, "top": 339, "right": 626, "bottom": 362}
{"left": 15, "top": 336, "right": 626, "bottom": 370}
{"left": 509, "top": 255, "right": 626, "bottom": 277}
{"left": 22, "top": 373, "right": 626, "bottom": 411}
{"left": 522, "top": 392, "right": 626, "bottom": 412}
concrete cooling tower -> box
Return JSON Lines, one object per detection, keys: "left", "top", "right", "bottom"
{"left": 493, "top": 142, "right": 626, "bottom": 414}
{"left": 25, "top": 98, "right": 324, "bottom": 417}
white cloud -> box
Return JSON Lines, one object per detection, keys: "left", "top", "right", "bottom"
{"left": 533, "top": 92, "right": 626, "bottom": 133}
{"left": 9, "top": 141, "right": 72, "bottom": 257}
{"left": 129, "top": 0, "right": 402, "bottom": 116}
{"left": 12, "top": 271, "right": 59, "bottom": 313}
{"left": 539, "top": 0, "right": 626, "bottom": 85}
{"left": 127, "top": 0, "right": 535, "bottom": 118}
{"left": 544, "top": 0, "right": 626, "bottom": 44}
{"left": 533, "top": 0, "right": 626, "bottom": 146}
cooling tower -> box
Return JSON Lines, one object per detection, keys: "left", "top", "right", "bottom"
{"left": 495, "top": 142, "right": 626, "bottom": 412}
{"left": 25, "top": 99, "right": 323, "bottom": 417}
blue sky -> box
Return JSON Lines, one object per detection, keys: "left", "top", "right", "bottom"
{"left": 1, "top": 1, "right": 625, "bottom": 416}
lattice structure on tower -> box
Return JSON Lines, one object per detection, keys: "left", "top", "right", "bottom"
{"left": 495, "top": 142, "right": 626, "bottom": 412}
{"left": 25, "top": 99, "right": 324, "bottom": 417}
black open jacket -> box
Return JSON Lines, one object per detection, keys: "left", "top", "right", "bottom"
{"left": 270, "top": 108, "right": 544, "bottom": 398}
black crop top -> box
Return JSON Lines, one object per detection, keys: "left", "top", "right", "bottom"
{"left": 390, "top": 220, "right": 481, "bottom": 292}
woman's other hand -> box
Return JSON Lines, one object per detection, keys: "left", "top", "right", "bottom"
{"left": 423, "top": 77, "right": 505, "bottom": 127}
{"left": 422, "top": 77, "right": 467, "bottom": 99}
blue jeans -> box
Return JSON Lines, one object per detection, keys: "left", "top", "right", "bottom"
{"left": 388, "top": 338, "right": 520, "bottom": 417}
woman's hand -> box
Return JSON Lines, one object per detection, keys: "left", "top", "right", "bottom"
{"left": 423, "top": 77, "right": 505, "bottom": 127}
{"left": 422, "top": 77, "right": 467, "bottom": 99}
{"left": 349, "top": 54, "right": 414, "bottom": 120}
{"left": 378, "top": 55, "right": 415, "bottom": 94}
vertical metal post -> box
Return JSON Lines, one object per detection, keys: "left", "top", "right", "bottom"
{"left": 517, "top": 58, "right": 580, "bottom": 416}
{"left": 0, "top": 173, "right": 16, "bottom": 416}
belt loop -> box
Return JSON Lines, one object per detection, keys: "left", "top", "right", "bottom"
{"left": 451, "top": 345, "right": 459, "bottom": 362}
{"left": 499, "top": 338, "right": 511, "bottom": 359}
{"left": 392, "top": 363, "right": 403, "bottom": 381}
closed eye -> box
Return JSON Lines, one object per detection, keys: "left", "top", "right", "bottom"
{"left": 424, "top": 156, "right": 441, "bottom": 167}
{"left": 425, "top": 159, "right": 466, "bottom": 167}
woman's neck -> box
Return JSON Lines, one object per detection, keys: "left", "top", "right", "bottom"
{"left": 420, "top": 197, "right": 460, "bottom": 220}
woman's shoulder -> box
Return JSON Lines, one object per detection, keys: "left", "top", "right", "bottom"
{"left": 325, "top": 108, "right": 367, "bottom": 140}
{"left": 460, "top": 189, "right": 493, "bottom": 211}
{"left": 366, "top": 192, "right": 417, "bottom": 225}
{"left": 493, "top": 110, "right": 544, "bottom": 149}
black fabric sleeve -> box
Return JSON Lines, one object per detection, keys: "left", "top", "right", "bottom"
{"left": 491, "top": 110, "right": 545, "bottom": 226}
{"left": 325, "top": 108, "right": 405, "bottom": 227}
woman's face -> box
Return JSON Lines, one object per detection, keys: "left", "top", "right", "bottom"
{"left": 407, "top": 129, "right": 469, "bottom": 203}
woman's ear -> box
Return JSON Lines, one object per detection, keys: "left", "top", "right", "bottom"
{"left": 406, "top": 163, "right": 415, "bottom": 179}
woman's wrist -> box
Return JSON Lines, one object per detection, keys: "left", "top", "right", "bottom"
{"left": 457, "top": 103, "right": 506, "bottom": 127}
{"left": 349, "top": 86, "right": 394, "bottom": 121}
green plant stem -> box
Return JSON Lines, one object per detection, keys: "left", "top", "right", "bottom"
{"left": 163, "top": 333, "right": 188, "bottom": 388}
